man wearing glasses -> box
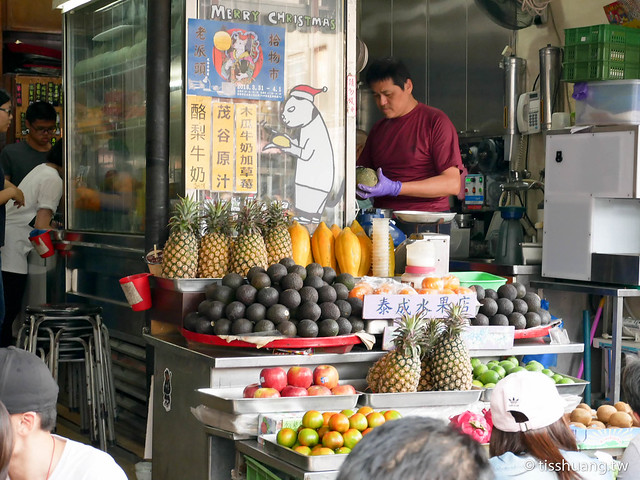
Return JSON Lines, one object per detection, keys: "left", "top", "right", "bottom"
{"left": 0, "top": 101, "right": 57, "bottom": 186}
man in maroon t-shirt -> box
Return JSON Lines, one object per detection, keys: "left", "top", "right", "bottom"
{"left": 357, "top": 57, "right": 464, "bottom": 217}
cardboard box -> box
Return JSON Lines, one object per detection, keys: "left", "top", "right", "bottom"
{"left": 257, "top": 413, "right": 303, "bottom": 445}
{"left": 571, "top": 426, "right": 640, "bottom": 450}
{"left": 461, "top": 326, "right": 515, "bottom": 350}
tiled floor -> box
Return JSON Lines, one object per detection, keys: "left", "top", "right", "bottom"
{"left": 56, "top": 406, "right": 143, "bottom": 480}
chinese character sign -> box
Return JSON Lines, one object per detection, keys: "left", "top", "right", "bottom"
{"left": 187, "top": 19, "right": 285, "bottom": 101}
{"left": 212, "top": 103, "right": 235, "bottom": 192}
{"left": 235, "top": 104, "right": 257, "bottom": 192}
{"left": 185, "top": 96, "right": 212, "bottom": 190}
{"left": 362, "top": 294, "right": 480, "bottom": 320}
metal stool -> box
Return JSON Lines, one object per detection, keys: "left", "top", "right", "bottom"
{"left": 17, "top": 303, "right": 117, "bottom": 451}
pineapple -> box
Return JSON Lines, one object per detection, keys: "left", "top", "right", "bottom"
{"left": 429, "top": 303, "right": 474, "bottom": 391}
{"left": 418, "top": 319, "right": 445, "bottom": 391}
{"left": 375, "top": 313, "right": 426, "bottom": 393}
{"left": 264, "top": 200, "right": 293, "bottom": 264}
{"left": 366, "top": 354, "right": 388, "bottom": 393}
{"left": 231, "top": 198, "right": 268, "bottom": 276}
{"left": 162, "top": 195, "right": 200, "bottom": 278}
{"left": 198, "top": 199, "right": 233, "bottom": 278}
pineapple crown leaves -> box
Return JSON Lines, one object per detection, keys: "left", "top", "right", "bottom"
{"left": 392, "top": 312, "right": 428, "bottom": 359}
{"left": 265, "top": 200, "right": 293, "bottom": 230}
{"left": 421, "top": 317, "right": 446, "bottom": 358}
{"left": 441, "top": 302, "right": 471, "bottom": 339}
{"left": 168, "top": 195, "right": 200, "bottom": 236}
{"left": 202, "top": 198, "right": 234, "bottom": 236}
{"left": 235, "top": 197, "right": 267, "bottom": 236}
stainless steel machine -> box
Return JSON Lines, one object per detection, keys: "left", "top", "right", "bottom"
{"left": 543, "top": 125, "right": 640, "bottom": 285}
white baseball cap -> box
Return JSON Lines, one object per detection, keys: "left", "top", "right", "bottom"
{"left": 490, "top": 370, "right": 564, "bottom": 433}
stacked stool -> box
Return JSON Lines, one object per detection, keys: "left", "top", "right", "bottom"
{"left": 17, "top": 303, "right": 117, "bottom": 451}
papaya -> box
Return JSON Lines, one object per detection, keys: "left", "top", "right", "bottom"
{"left": 335, "top": 227, "right": 361, "bottom": 276}
{"left": 311, "top": 222, "right": 338, "bottom": 270}
{"left": 355, "top": 231, "right": 372, "bottom": 277}
{"left": 288, "top": 221, "right": 312, "bottom": 266}
{"left": 330, "top": 223, "right": 342, "bottom": 239}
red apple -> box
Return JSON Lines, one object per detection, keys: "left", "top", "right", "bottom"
{"left": 313, "top": 365, "right": 339, "bottom": 389}
{"left": 259, "top": 367, "right": 288, "bottom": 392}
{"left": 307, "top": 385, "right": 332, "bottom": 396}
{"left": 253, "top": 388, "right": 281, "bottom": 398}
{"left": 281, "top": 385, "right": 309, "bottom": 397}
{"left": 287, "top": 366, "right": 313, "bottom": 389}
{"left": 331, "top": 384, "right": 357, "bottom": 395}
{"left": 243, "top": 383, "right": 261, "bottom": 398}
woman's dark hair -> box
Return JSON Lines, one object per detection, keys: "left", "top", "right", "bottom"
{"left": 365, "top": 57, "right": 412, "bottom": 89}
{"left": 47, "top": 140, "right": 63, "bottom": 167}
{"left": 622, "top": 356, "right": 640, "bottom": 413}
{"left": 0, "top": 400, "right": 13, "bottom": 480}
{"left": 337, "top": 416, "right": 493, "bottom": 480}
{"left": 490, "top": 417, "right": 580, "bottom": 480}
{"left": 0, "top": 89, "right": 10, "bottom": 107}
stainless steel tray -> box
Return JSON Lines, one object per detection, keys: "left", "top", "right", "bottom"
{"left": 154, "top": 277, "right": 219, "bottom": 292}
{"left": 197, "top": 387, "right": 359, "bottom": 414}
{"left": 358, "top": 388, "right": 482, "bottom": 409}
{"left": 262, "top": 434, "right": 346, "bottom": 472}
{"left": 480, "top": 373, "right": 588, "bottom": 402}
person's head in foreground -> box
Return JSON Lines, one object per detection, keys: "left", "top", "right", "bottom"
{"left": 622, "top": 356, "right": 640, "bottom": 418}
{"left": 0, "top": 400, "right": 13, "bottom": 480}
{"left": 336, "top": 416, "right": 492, "bottom": 480}
{"left": 490, "top": 370, "right": 583, "bottom": 480}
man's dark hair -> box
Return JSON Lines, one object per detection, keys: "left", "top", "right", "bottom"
{"left": 0, "top": 89, "right": 10, "bottom": 107}
{"left": 25, "top": 101, "right": 56, "bottom": 124}
{"left": 623, "top": 356, "right": 640, "bottom": 413}
{"left": 365, "top": 57, "right": 412, "bottom": 89}
{"left": 38, "top": 406, "right": 57, "bottom": 432}
{"left": 337, "top": 416, "right": 493, "bottom": 480}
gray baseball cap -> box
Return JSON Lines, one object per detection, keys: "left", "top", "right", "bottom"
{"left": 0, "top": 347, "right": 58, "bottom": 414}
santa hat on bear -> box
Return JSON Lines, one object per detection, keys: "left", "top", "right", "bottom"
{"left": 290, "top": 85, "right": 327, "bottom": 102}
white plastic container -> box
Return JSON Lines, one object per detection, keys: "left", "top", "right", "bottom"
{"left": 135, "top": 461, "right": 152, "bottom": 480}
{"left": 372, "top": 217, "right": 389, "bottom": 277}
{"left": 575, "top": 80, "right": 640, "bottom": 126}
{"left": 401, "top": 265, "right": 436, "bottom": 289}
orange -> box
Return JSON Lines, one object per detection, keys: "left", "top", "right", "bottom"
{"left": 302, "top": 410, "right": 324, "bottom": 429}
{"left": 317, "top": 426, "right": 330, "bottom": 440}
{"left": 397, "top": 286, "right": 418, "bottom": 295}
{"left": 383, "top": 410, "right": 402, "bottom": 421}
{"left": 322, "top": 431, "right": 344, "bottom": 450}
{"left": 442, "top": 274, "right": 460, "bottom": 289}
{"left": 366, "top": 411, "right": 386, "bottom": 428}
{"left": 417, "top": 287, "right": 440, "bottom": 295}
{"left": 277, "top": 428, "right": 298, "bottom": 448}
{"left": 348, "top": 412, "right": 368, "bottom": 431}
{"left": 335, "top": 446, "right": 351, "bottom": 455}
{"left": 294, "top": 445, "right": 311, "bottom": 455}
{"left": 438, "top": 288, "right": 455, "bottom": 295}
{"left": 454, "top": 286, "right": 473, "bottom": 294}
{"left": 357, "top": 406, "right": 374, "bottom": 416}
{"left": 328, "top": 413, "right": 350, "bottom": 433}
{"left": 322, "top": 411, "right": 338, "bottom": 425}
{"left": 373, "top": 282, "right": 395, "bottom": 294}
{"left": 297, "top": 428, "right": 319, "bottom": 447}
{"left": 348, "top": 283, "right": 374, "bottom": 300}
{"left": 342, "top": 428, "right": 363, "bottom": 449}
{"left": 362, "top": 427, "right": 374, "bottom": 436}
{"left": 340, "top": 409, "right": 355, "bottom": 418}
{"left": 421, "top": 276, "right": 444, "bottom": 290}
{"left": 311, "top": 447, "right": 335, "bottom": 455}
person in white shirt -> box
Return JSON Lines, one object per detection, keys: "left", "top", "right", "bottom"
{"left": 0, "top": 141, "right": 63, "bottom": 346}
{"left": 618, "top": 358, "right": 640, "bottom": 479}
{"left": 0, "top": 347, "right": 127, "bottom": 480}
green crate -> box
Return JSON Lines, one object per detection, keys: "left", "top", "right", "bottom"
{"left": 452, "top": 271, "right": 507, "bottom": 290}
{"left": 562, "top": 60, "right": 640, "bottom": 82}
{"left": 564, "top": 43, "right": 640, "bottom": 64}
{"left": 565, "top": 24, "right": 640, "bottom": 47}
{"left": 245, "top": 456, "right": 287, "bottom": 480}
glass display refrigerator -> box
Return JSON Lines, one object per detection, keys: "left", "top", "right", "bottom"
{"left": 56, "top": 0, "right": 356, "bottom": 473}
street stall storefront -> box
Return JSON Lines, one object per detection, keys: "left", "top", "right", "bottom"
{"left": 53, "top": 0, "right": 640, "bottom": 478}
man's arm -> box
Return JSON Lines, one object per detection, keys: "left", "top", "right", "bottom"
{"left": 0, "top": 183, "right": 23, "bottom": 206}
{"left": 397, "top": 166, "right": 461, "bottom": 198}
{"left": 34, "top": 208, "right": 54, "bottom": 230}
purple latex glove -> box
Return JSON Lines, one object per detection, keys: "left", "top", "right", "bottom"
{"left": 357, "top": 168, "right": 402, "bottom": 199}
